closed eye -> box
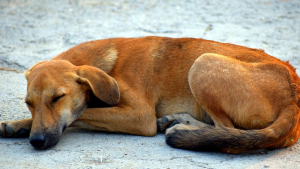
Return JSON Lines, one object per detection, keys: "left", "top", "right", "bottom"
{"left": 25, "top": 101, "right": 33, "bottom": 107}
{"left": 53, "top": 94, "right": 65, "bottom": 103}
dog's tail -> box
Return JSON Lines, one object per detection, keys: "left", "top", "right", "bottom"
{"left": 166, "top": 104, "right": 300, "bottom": 154}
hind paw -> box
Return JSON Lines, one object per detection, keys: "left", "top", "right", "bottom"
{"left": 157, "top": 116, "right": 180, "bottom": 132}
{"left": 157, "top": 113, "right": 196, "bottom": 132}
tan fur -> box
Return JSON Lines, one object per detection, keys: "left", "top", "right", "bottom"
{"left": 1, "top": 36, "right": 300, "bottom": 153}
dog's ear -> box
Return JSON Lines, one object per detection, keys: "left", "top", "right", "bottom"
{"left": 76, "top": 65, "right": 120, "bottom": 105}
{"left": 25, "top": 61, "right": 48, "bottom": 80}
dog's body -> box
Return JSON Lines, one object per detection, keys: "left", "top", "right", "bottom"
{"left": 1, "top": 36, "right": 300, "bottom": 153}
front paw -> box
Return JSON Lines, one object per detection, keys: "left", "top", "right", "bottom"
{"left": 0, "top": 122, "right": 14, "bottom": 137}
{"left": 0, "top": 121, "right": 30, "bottom": 138}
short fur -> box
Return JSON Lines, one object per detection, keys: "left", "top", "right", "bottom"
{"left": 1, "top": 36, "right": 300, "bottom": 153}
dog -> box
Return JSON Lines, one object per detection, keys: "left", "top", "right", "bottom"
{"left": 1, "top": 36, "right": 300, "bottom": 154}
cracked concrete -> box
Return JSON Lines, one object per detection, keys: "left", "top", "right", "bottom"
{"left": 1, "top": 0, "right": 300, "bottom": 168}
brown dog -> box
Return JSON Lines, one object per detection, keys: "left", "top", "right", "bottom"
{"left": 1, "top": 36, "right": 300, "bottom": 153}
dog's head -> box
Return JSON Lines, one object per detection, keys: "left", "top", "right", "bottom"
{"left": 24, "top": 60, "right": 120, "bottom": 149}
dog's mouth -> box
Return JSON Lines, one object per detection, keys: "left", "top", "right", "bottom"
{"left": 29, "top": 125, "right": 66, "bottom": 150}
{"left": 30, "top": 132, "right": 59, "bottom": 150}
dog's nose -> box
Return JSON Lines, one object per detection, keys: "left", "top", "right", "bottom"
{"left": 30, "top": 133, "right": 46, "bottom": 149}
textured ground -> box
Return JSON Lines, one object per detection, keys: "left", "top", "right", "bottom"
{"left": 0, "top": 0, "right": 300, "bottom": 168}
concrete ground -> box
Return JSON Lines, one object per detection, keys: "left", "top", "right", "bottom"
{"left": 1, "top": 0, "right": 300, "bottom": 168}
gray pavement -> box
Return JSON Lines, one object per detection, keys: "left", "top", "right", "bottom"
{"left": 1, "top": 0, "right": 300, "bottom": 168}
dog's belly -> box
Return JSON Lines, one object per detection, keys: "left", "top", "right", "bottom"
{"left": 155, "top": 97, "right": 213, "bottom": 124}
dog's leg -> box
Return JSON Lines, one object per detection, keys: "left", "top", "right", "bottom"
{"left": 71, "top": 105, "right": 157, "bottom": 136}
{"left": 157, "top": 113, "right": 208, "bottom": 132}
{"left": 0, "top": 118, "right": 32, "bottom": 137}
{"left": 187, "top": 53, "right": 241, "bottom": 128}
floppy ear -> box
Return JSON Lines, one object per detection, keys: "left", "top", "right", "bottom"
{"left": 76, "top": 65, "right": 120, "bottom": 105}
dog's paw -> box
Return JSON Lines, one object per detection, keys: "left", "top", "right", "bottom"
{"left": 157, "top": 116, "right": 180, "bottom": 132}
{"left": 0, "top": 121, "right": 30, "bottom": 138}
{"left": 157, "top": 113, "right": 195, "bottom": 132}
{"left": 0, "top": 122, "right": 14, "bottom": 137}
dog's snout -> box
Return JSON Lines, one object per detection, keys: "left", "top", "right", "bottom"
{"left": 30, "top": 133, "right": 46, "bottom": 149}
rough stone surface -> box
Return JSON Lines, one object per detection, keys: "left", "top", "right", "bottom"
{"left": 1, "top": 0, "right": 300, "bottom": 168}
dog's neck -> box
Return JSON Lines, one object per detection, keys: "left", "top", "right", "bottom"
{"left": 93, "top": 47, "right": 118, "bottom": 74}
{"left": 52, "top": 42, "right": 118, "bottom": 75}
